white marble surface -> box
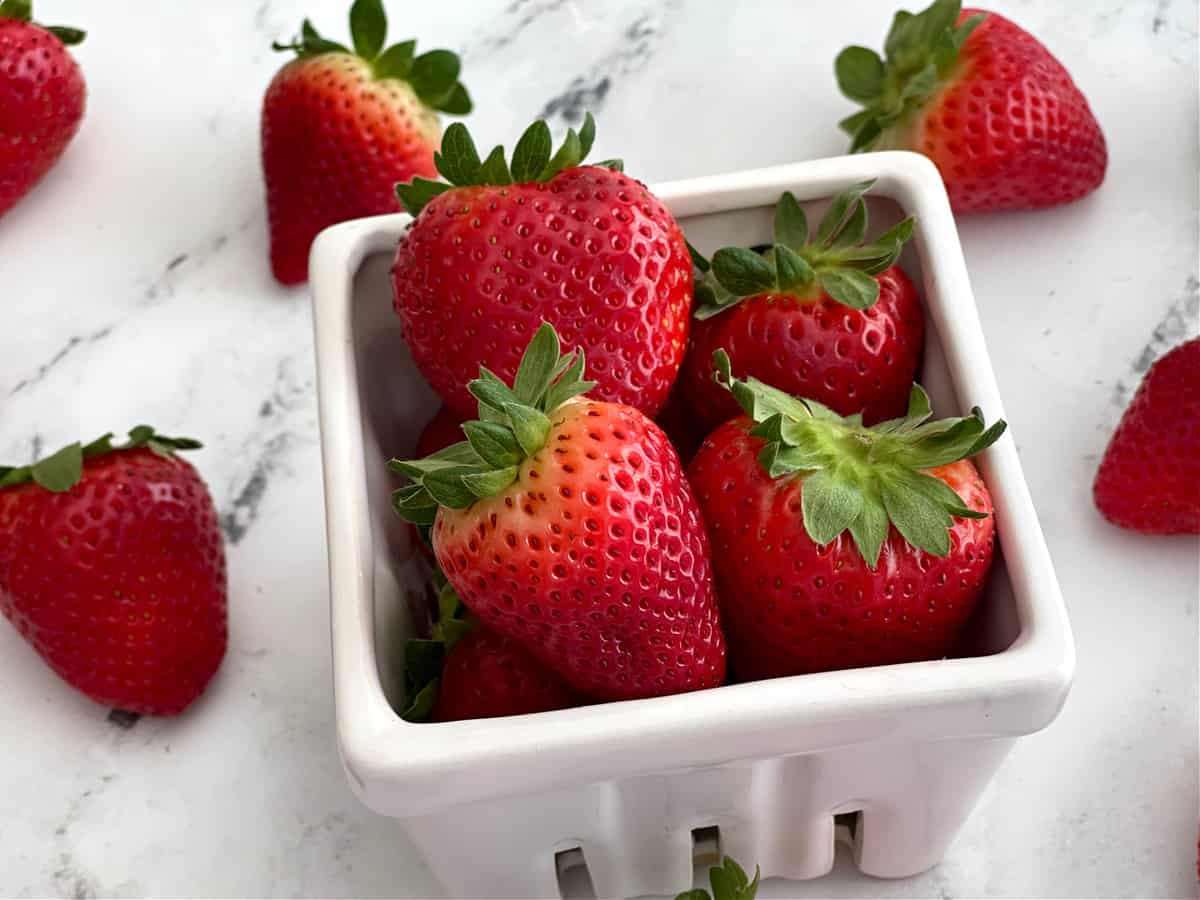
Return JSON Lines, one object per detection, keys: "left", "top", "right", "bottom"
{"left": 1, "top": 0, "right": 1197, "bottom": 896}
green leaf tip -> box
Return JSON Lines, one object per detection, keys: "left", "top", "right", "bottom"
{"left": 676, "top": 856, "right": 761, "bottom": 900}
{"left": 395, "top": 112, "right": 604, "bottom": 216}
{"left": 390, "top": 322, "right": 596, "bottom": 521}
{"left": 694, "top": 183, "right": 915, "bottom": 319}
{"left": 273, "top": 1, "right": 470, "bottom": 116}
{"left": 835, "top": 0, "right": 986, "bottom": 153}
{"left": 0, "top": 426, "right": 203, "bottom": 494}
{"left": 401, "top": 572, "right": 473, "bottom": 722}
{"left": 712, "top": 357, "right": 1005, "bottom": 567}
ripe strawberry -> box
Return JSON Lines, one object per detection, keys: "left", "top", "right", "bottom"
{"left": 682, "top": 184, "right": 923, "bottom": 434}
{"left": 393, "top": 322, "right": 725, "bottom": 701}
{"left": 1094, "top": 338, "right": 1200, "bottom": 535}
{"left": 415, "top": 405, "right": 464, "bottom": 457}
{"left": 401, "top": 574, "right": 576, "bottom": 722}
{"left": 835, "top": 0, "right": 1106, "bottom": 212}
{"left": 688, "top": 354, "right": 1004, "bottom": 680}
{"left": 0, "top": 427, "right": 227, "bottom": 715}
{"left": 0, "top": 0, "right": 85, "bottom": 218}
{"left": 391, "top": 114, "right": 693, "bottom": 421}
{"left": 262, "top": 0, "right": 471, "bottom": 285}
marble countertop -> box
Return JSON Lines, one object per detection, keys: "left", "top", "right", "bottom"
{"left": 1, "top": 0, "right": 1196, "bottom": 896}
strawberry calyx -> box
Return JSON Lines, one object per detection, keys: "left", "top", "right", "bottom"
{"left": 677, "top": 856, "right": 761, "bottom": 900}
{"left": 271, "top": 0, "right": 469, "bottom": 115}
{"left": 0, "top": 426, "right": 201, "bottom": 494}
{"left": 712, "top": 350, "right": 1004, "bottom": 567}
{"left": 401, "top": 571, "right": 473, "bottom": 722}
{"left": 694, "top": 181, "right": 914, "bottom": 319}
{"left": 396, "top": 112, "right": 624, "bottom": 216}
{"left": 0, "top": 0, "right": 85, "bottom": 44}
{"left": 835, "top": 0, "right": 984, "bottom": 153}
{"left": 390, "top": 322, "right": 596, "bottom": 522}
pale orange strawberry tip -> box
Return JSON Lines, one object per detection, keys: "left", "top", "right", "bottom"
{"left": 0, "top": 0, "right": 85, "bottom": 44}
{"left": 0, "top": 426, "right": 202, "bottom": 494}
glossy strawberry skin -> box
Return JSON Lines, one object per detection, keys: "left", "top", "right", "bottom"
{"left": 1094, "top": 338, "right": 1200, "bottom": 534}
{"left": 0, "top": 18, "right": 85, "bottom": 218}
{"left": 262, "top": 53, "right": 440, "bottom": 285}
{"left": 433, "top": 400, "right": 725, "bottom": 701}
{"left": 434, "top": 627, "right": 577, "bottom": 721}
{"left": 0, "top": 449, "right": 227, "bottom": 715}
{"left": 908, "top": 9, "right": 1106, "bottom": 212}
{"left": 689, "top": 418, "right": 994, "bottom": 680}
{"left": 392, "top": 166, "right": 693, "bottom": 420}
{"left": 682, "top": 265, "right": 923, "bottom": 433}
{"left": 414, "top": 406, "right": 464, "bottom": 457}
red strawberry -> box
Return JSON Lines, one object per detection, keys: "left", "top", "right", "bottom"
{"left": 393, "top": 323, "right": 725, "bottom": 701}
{"left": 1094, "top": 338, "right": 1200, "bottom": 534}
{"left": 436, "top": 629, "right": 577, "bottom": 721}
{"left": 0, "top": 0, "right": 85, "bottom": 218}
{"left": 835, "top": 0, "right": 1106, "bottom": 212}
{"left": 415, "top": 405, "right": 464, "bottom": 457}
{"left": 682, "top": 184, "right": 923, "bottom": 434}
{"left": 688, "top": 355, "right": 1004, "bottom": 680}
{"left": 262, "top": 0, "right": 470, "bottom": 285}
{"left": 0, "top": 428, "right": 227, "bottom": 715}
{"left": 391, "top": 115, "right": 693, "bottom": 421}
{"left": 654, "top": 385, "right": 706, "bottom": 468}
{"left": 400, "top": 574, "right": 576, "bottom": 721}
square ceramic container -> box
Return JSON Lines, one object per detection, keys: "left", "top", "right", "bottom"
{"left": 309, "top": 151, "right": 1074, "bottom": 899}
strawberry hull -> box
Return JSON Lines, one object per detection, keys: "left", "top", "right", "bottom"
{"left": 311, "top": 152, "right": 1074, "bottom": 898}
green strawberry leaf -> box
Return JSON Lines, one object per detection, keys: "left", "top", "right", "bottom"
{"left": 835, "top": 46, "right": 885, "bottom": 102}
{"left": 349, "top": 0, "right": 387, "bottom": 59}
{"left": 434, "top": 122, "right": 482, "bottom": 187}
{"left": 711, "top": 247, "right": 776, "bottom": 296}
{"left": 395, "top": 177, "right": 452, "bottom": 217}
{"left": 374, "top": 40, "right": 415, "bottom": 79}
{"left": 46, "top": 25, "right": 85, "bottom": 44}
{"left": 773, "top": 191, "right": 808, "bottom": 248}
{"left": 409, "top": 49, "right": 460, "bottom": 104}
{"left": 0, "top": 0, "right": 31, "bottom": 21}
{"left": 819, "top": 267, "right": 880, "bottom": 309}
{"left": 511, "top": 120, "right": 553, "bottom": 182}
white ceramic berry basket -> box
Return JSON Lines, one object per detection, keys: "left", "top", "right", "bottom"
{"left": 309, "top": 151, "right": 1074, "bottom": 899}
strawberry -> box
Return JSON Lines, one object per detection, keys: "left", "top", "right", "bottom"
{"left": 391, "top": 114, "right": 693, "bottom": 421}
{"left": 262, "top": 0, "right": 470, "bottom": 285}
{"left": 414, "top": 405, "right": 464, "bottom": 458}
{"left": 681, "top": 184, "right": 923, "bottom": 434}
{"left": 0, "top": 427, "right": 227, "bottom": 715}
{"left": 835, "top": 0, "right": 1106, "bottom": 212}
{"left": 401, "top": 575, "right": 576, "bottom": 722}
{"left": 1094, "top": 338, "right": 1200, "bottom": 535}
{"left": 688, "top": 354, "right": 1004, "bottom": 680}
{"left": 392, "top": 322, "right": 725, "bottom": 701}
{"left": 0, "top": 0, "right": 85, "bottom": 218}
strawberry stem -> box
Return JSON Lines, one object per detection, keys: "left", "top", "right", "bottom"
{"left": 390, "top": 323, "right": 596, "bottom": 521}
{"left": 0, "top": 427, "right": 202, "bottom": 494}
{"left": 711, "top": 350, "right": 1004, "bottom": 566}
{"left": 0, "top": 0, "right": 85, "bottom": 43}
{"left": 694, "top": 183, "right": 914, "bottom": 319}
{"left": 834, "top": 0, "right": 984, "bottom": 153}
{"left": 395, "top": 113, "right": 623, "bottom": 216}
